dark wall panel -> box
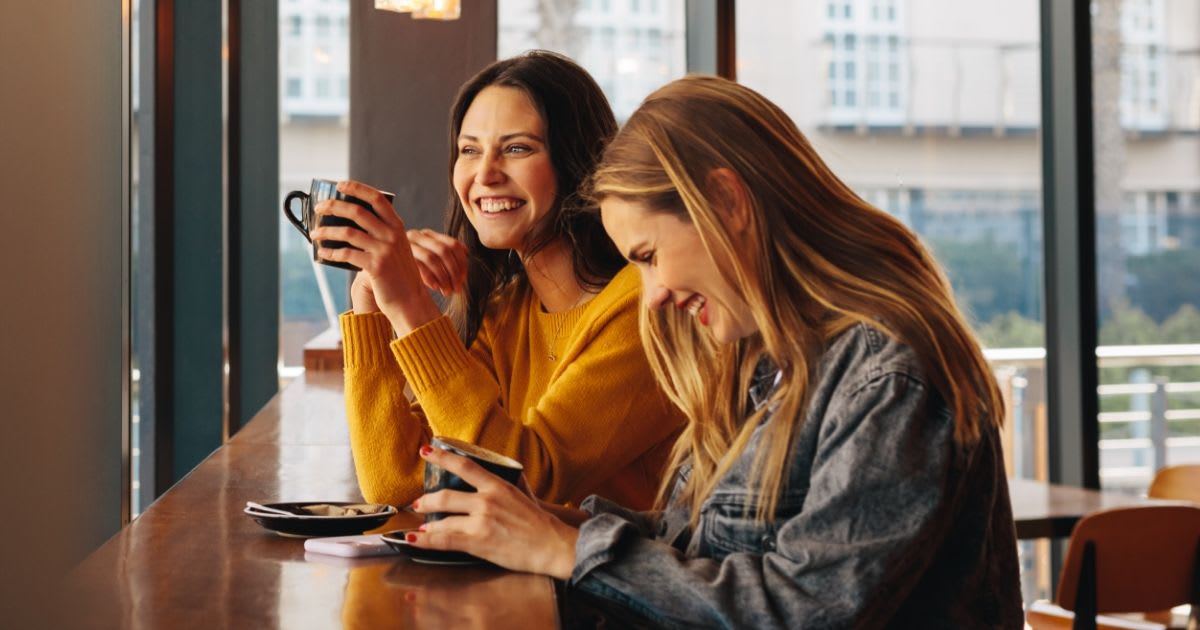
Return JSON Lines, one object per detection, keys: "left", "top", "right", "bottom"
{"left": 350, "top": 3, "right": 498, "bottom": 231}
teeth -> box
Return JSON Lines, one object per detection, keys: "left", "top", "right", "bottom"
{"left": 480, "top": 199, "right": 524, "bottom": 213}
{"left": 686, "top": 296, "right": 705, "bottom": 316}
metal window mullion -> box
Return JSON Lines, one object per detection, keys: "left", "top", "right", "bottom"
{"left": 1040, "top": 0, "right": 1100, "bottom": 490}
{"left": 685, "top": 0, "right": 734, "bottom": 79}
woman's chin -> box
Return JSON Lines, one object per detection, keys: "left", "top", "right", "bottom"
{"left": 475, "top": 233, "right": 521, "bottom": 252}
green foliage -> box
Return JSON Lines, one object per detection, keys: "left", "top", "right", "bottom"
{"left": 976, "top": 311, "right": 1044, "bottom": 348}
{"left": 929, "top": 237, "right": 1030, "bottom": 326}
{"left": 1127, "top": 249, "right": 1200, "bottom": 322}
{"left": 1161, "top": 304, "right": 1200, "bottom": 344}
{"left": 1098, "top": 301, "right": 1162, "bottom": 345}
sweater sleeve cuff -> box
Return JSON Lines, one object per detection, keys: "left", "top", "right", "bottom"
{"left": 339, "top": 311, "right": 396, "bottom": 367}
{"left": 389, "top": 315, "right": 470, "bottom": 395}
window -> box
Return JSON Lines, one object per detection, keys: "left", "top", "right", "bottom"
{"left": 279, "top": 1, "right": 351, "bottom": 373}
{"left": 740, "top": 0, "right": 1045, "bottom": 601}
{"left": 1093, "top": 0, "right": 1200, "bottom": 496}
{"left": 289, "top": 15, "right": 302, "bottom": 36}
{"left": 498, "top": 0, "right": 686, "bottom": 122}
{"left": 131, "top": 0, "right": 148, "bottom": 518}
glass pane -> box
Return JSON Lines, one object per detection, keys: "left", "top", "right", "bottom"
{"left": 497, "top": 0, "right": 687, "bottom": 121}
{"left": 131, "top": 0, "right": 148, "bottom": 518}
{"left": 279, "top": 0, "right": 352, "bottom": 379}
{"left": 739, "top": 0, "right": 1047, "bottom": 601}
{"left": 1092, "top": 0, "right": 1200, "bottom": 496}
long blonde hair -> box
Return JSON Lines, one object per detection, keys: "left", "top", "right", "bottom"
{"left": 588, "top": 76, "right": 1004, "bottom": 523}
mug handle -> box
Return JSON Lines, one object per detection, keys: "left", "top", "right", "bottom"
{"left": 283, "top": 191, "right": 310, "bottom": 242}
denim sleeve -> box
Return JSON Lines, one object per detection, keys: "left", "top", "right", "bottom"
{"left": 568, "top": 372, "right": 956, "bottom": 629}
{"left": 578, "top": 494, "right": 661, "bottom": 537}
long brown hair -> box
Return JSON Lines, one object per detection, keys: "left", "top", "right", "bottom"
{"left": 444, "top": 51, "right": 625, "bottom": 345}
{"left": 588, "top": 76, "right": 1004, "bottom": 523}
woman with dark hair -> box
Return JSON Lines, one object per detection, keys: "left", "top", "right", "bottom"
{"left": 311, "top": 51, "right": 683, "bottom": 509}
{"left": 402, "top": 76, "right": 1023, "bottom": 628}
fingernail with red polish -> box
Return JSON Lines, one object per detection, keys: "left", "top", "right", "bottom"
{"left": 405, "top": 532, "right": 418, "bottom": 543}
{"left": 419, "top": 445, "right": 433, "bottom": 457}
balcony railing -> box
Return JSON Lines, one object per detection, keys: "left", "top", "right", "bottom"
{"left": 986, "top": 344, "right": 1200, "bottom": 493}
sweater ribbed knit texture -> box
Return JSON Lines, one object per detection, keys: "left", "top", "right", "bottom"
{"left": 340, "top": 265, "right": 684, "bottom": 508}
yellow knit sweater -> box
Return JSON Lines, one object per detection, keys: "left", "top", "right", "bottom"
{"left": 340, "top": 265, "right": 684, "bottom": 509}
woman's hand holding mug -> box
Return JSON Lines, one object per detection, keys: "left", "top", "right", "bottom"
{"left": 408, "top": 445, "right": 580, "bottom": 580}
{"left": 309, "top": 180, "right": 451, "bottom": 336}
{"left": 350, "top": 229, "right": 468, "bottom": 314}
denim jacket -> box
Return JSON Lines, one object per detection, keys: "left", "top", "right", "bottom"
{"left": 567, "top": 323, "right": 1023, "bottom": 629}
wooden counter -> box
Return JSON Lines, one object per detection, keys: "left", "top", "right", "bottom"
{"left": 63, "top": 371, "right": 559, "bottom": 629}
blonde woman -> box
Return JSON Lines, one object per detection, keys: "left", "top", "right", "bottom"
{"left": 405, "top": 76, "right": 1023, "bottom": 628}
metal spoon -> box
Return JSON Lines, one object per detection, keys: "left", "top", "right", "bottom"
{"left": 245, "top": 501, "right": 298, "bottom": 517}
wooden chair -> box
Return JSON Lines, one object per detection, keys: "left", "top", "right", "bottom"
{"left": 1150, "top": 466, "right": 1200, "bottom": 504}
{"left": 1025, "top": 504, "right": 1200, "bottom": 630}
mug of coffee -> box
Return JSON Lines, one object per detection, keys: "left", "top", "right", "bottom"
{"left": 423, "top": 436, "right": 524, "bottom": 523}
{"left": 282, "top": 178, "right": 395, "bottom": 271}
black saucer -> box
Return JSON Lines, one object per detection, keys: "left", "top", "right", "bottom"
{"left": 243, "top": 501, "right": 397, "bottom": 538}
{"left": 379, "top": 529, "right": 484, "bottom": 565}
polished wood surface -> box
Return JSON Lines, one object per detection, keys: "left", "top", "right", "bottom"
{"left": 303, "top": 326, "right": 345, "bottom": 372}
{"left": 1008, "top": 477, "right": 1156, "bottom": 539}
{"left": 64, "top": 372, "right": 559, "bottom": 629}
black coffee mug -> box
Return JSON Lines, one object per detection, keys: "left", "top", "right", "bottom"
{"left": 423, "top": 436, "right": 524, "bottom": 523}
{"left": 283, "top": 178, "right": 395, "bottom": 271}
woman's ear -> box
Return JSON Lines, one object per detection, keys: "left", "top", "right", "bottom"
{"left": 705, "top": 168, "right": 752, "bottom": 236}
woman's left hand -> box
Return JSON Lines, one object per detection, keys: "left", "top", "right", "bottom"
{"left": 408, "top": 446, "right": 580, "bottom": 580}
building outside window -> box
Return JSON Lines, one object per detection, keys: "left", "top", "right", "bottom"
{"left": 823, "top": 0, "right": 907, "bottom": 126}
{"left": 1119, "top": 0, "right": 1167, "bottom": 130}
{"left": 498, "top": 0, "right": 686, "bottom": 121}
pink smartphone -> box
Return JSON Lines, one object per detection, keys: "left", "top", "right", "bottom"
{"left": 303, "top": 534, "right": 401, "bottom": 558}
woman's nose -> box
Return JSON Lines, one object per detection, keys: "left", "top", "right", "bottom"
{"left": 474, "top": 152, "right": 504, "bottom": 186}
{"left": 643, "top": 283, "right": 671, "bottom": 311}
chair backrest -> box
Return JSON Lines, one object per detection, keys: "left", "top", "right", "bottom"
{"left": 1148, "top": 465, "right": 1200, "bottom": 504}
{"left": 1055, "top": 504, "right": 1200, "bottom": 618}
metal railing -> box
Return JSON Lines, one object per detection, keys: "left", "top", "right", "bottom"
{"left": 985, "top": 344, "right": 1200, "bottom": 492}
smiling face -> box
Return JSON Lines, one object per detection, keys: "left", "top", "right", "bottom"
{"left": 600, "top": 197, "right": 759, "bottom": 344}
{"left": 452, "top": 85, "right": 557, "bottom": 255}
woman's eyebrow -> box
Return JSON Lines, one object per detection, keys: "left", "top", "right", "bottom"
{"left": 458, "top": 132, "right": 546, "bottom": 143}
